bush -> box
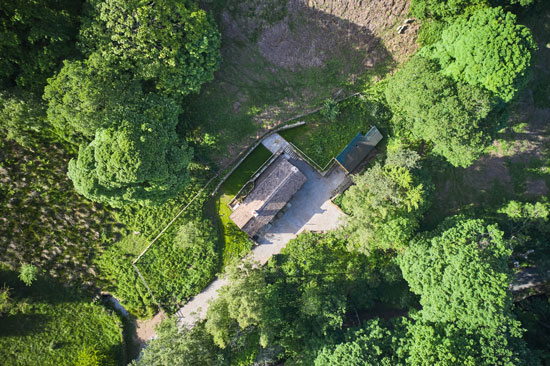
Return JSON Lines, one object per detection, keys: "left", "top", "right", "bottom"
{"left": 18, "top": 263, "right": 38, "bottom": 286}
{"left": 320, "top": 98, "right": 340, "bottom": 122}
{"left": 136, "top": 214, "right": 220, "bottom": 311}
{"left": 96, "top": 235, "right": 156, "bottom": 318}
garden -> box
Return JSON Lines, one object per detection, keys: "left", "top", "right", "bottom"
{"left": 279, "top": 94, "right": 392, "bottom": 169}
{"left": 214, "top": 145, "right": 273, "bottom": 265}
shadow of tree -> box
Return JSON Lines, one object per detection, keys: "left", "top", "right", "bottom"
{"left": 187, "top": 0, "right": 399, "bottom": 161}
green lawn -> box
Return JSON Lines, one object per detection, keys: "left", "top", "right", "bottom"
{"left": 215, "top": 145, "right": 273, "bottom": 265}
{"left": 279, "top": 95, "right": 392, "bottom": 168}
{"left": 0, "top": 267, "right": 124, "bottom": 366}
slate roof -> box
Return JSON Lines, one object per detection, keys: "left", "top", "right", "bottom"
{"left": 335, "top": 126, "right": 383, "bottom": 173}
{"left": 230, "top": 156, "right": 307, "bottom": 237}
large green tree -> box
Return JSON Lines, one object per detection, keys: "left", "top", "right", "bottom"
{"left": 398, "top": 217, "right": 536, "bottom": 365}
{"left": 205, "top": 259, "right": 270, "bottom": 349}
{"left": 399, "top": 218, "right": 512, "bottom": 326}
{"left": 411, "top": 0, "right": 534, "bottom": 21}
{"left": 80, "top": 0, "right": 221, "bottom": 96}
{"left": 131, "top": 318, "right": 219, "bottom": 366}
{"left": 402, "top": 317, "right": 533, "bottom": 366}
{"left": 0, "top": 90, "right": 50, "bottom": 146}
{"left": 385, "top": 56, "right": 501, "bottom": 167}
{"left": 314, "top": 319, "right": 403, "bottom": 366}
{"left": 342, "top": 147, "right": 429, "bottom": 254}
{"left": 67, "top": 93, "right": 193, "bottom": 207}
{"left": 426, "top": 7, "right": 537, "bottom": 102}
{"left": 43, "top": 52, "right": 142, "bottom": 144}
{"left": 204, "top": 232, "right": 381, "bottom": 363}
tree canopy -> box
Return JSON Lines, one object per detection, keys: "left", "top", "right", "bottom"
{"left": 80, "top": 0, "right": 221, "bottom": 96}
{"left": 0, "top": 0, "right": 83, "bottom": 91}
{"left": 385, "top": 56, "right": 502, "bottom": 167}
{"left": 43, "top": 53, "right": 143, "bottom": 144}
{"left": 67, "top": 94, "right": 193, "bottom": 207}
{"left": 132, "top": 318, "right": 218, "bottom": 366}
{"left": 426, "top": 7, "right": 537, "bottom": 102}
{"left": 410, "top": 0, "right": 534, "bottom": 21}
{"left": 402, "top": 317, "right": 532, "bottom": 366}
{"left": 314, "top": 319, "right": 403, "bottom": 366}
{"left": 342, "top": 147, "right": 429, "bottom": 253}
{"left": 400, "top": 218, "right": 512, "bottom": 326}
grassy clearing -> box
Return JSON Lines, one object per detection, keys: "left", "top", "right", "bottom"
{"left": 133, "top": 193, "right": 219, "bottom": 312}
{"left": 215, "top": 145, "right": 272, "bottom": 265}
{"left": 0, "top": 267, "right": 124, "bottom": 366}
{"left": 184, "top": 47, "right": 361, "bottom": 160}
{"left": 279, "top": 95, "right": 392, "bottom": 168}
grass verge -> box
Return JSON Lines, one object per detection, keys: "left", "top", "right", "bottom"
{"left": 214, "top": 145, "right": 273, "bottom": 265}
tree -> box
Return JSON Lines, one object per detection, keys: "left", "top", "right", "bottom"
{"left": 398, "top": 217, "right": 537, "bottom": 365}
{"left": 132, "top": 318, "right": 219, "bottom": 366}
{"left": 410, "top": 0, "right": 534, "bottom": 21}
{"left": 426, "top": 7, "right": 537, "bottom": 102}
{"left": 342, "top": 148, "right": 429, "bottom": 254}
{"left": 0, "top": 90, "right": 50, "bottom": 146}
{"left": 402, "top": 317, "right": 533, "bottom": 366}
{"left": 204, "top": 232, "right": 380, "bottom": 363}
{"left": 399, "top": 218, "right": 512, "bottom": 327}
{"left": 264, "top": 232, "right": 380, "bottom": 362}
{"left": 314, "top": 318, "right": 403, "bottom": 366}
{"left": 67, "top": 93, "right": 193, "bottom": 207}
{"left": 43, "top": 53, "right": 143, "bottom": 144}
{"left": 18, "top": 264, "right": 38, "bottom": 286}
{"left": 205, "top": 260, "right": 269, "bottom": 348}
{"left": 497, "top": 199, "right": 550, "bottom": 273}
{"left": 80, "top": 0, "right": 221, "bottom": 97}
{"left": 385, "top": 56, "right": 501, "bottom": 167}
{"left": 0, "top": 0, "right": 83, "bottom": 91}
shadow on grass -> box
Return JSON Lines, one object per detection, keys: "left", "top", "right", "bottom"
{"left": 187, "top": 0, "right": 394, "bottom": 160}
{"left": 0, "top": 313, "right": 49, "bottom": 337}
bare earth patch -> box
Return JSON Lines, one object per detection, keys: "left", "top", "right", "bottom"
{"left": 135, "top": 311, "right": 166, "bottom": 348}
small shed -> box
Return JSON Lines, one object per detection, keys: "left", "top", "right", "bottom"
{"left": 230, "top": 156, "right": 307, "bottom": 238}
{"left": 335, "top": 126, "right": 383, "bottom": 174}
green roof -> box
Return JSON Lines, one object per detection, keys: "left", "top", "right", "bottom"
{"left": 335, "top": 126, "right": 383, "bottom": 173}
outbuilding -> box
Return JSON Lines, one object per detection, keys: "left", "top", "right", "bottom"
{"left": 335, "top": 126, "right": 383, "bottom": 174}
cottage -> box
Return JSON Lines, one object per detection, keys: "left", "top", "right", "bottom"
{"left": 230, "top": 156, "right": 307, "bottom": 238}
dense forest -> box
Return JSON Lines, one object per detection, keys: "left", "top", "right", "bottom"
{"left": 0, "top": 0, "right": 549, "bottom": 365}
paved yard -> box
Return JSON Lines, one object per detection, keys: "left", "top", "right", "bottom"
{"left": 262, "top": 133, "right": 289, "bottom": 153}
{"left": 253, "top": 156, "right": 348, "bottom": 263}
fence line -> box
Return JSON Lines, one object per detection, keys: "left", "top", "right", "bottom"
{"left": 133, "top": 175, "right": 218, "bottom": 265}
{"left": 286, "top": 141, "right": 335, "bottom": 175}
{"left": 132, "top": 263, "right": 166, "bottom": 313}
